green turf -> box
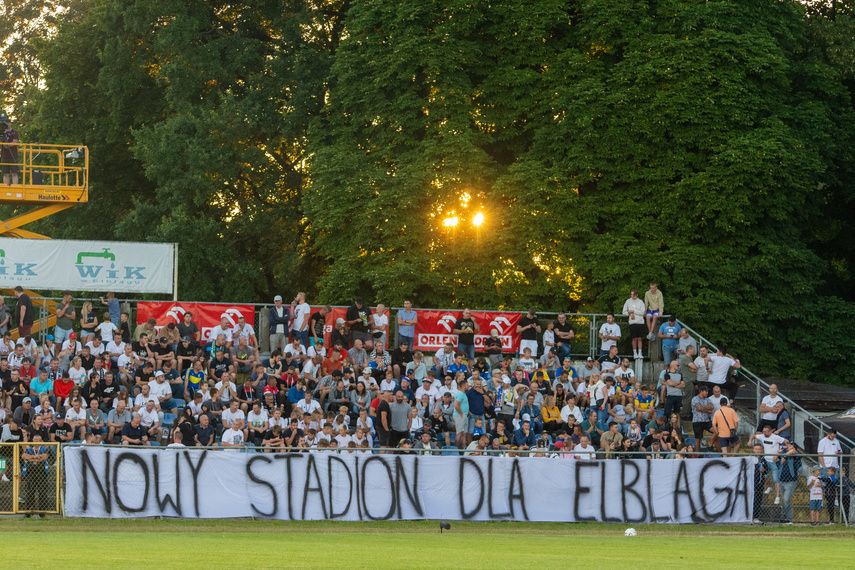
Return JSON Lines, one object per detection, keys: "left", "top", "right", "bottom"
{"left": 0, "top": 519, "right": 852, "bottom": 568}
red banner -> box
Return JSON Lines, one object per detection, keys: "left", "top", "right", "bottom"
{"left": 137, "top": 302, "right": 256, "bottom": 343}
{"left": 411, "top": 310, "right": 521, "bottom": 353}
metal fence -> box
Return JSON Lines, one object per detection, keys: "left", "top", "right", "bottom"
{"left": 0, "top": 441, "right": 62, "bottom": 516}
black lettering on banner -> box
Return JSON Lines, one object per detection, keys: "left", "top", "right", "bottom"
{"left": 699, "top": 460, "right": 732, "bottom": 521}
{"left": 328, "top": 455, "right": 353, "bottom": 519}
{"left": 113, "top": 453, "right": 149, "bottom": 513}
{"left": 646, "top": 460, "right": 668, "bottom": 523}
{"left": 395, "top": 457, "right": 423, "bottom": 518}
{"left": 458, "top": 458, "right": 485, "bottom": 520}
{"left": 302, "top": 454, "right": 328, "bottom": 520}
{"left": 183, "top": 451, "right": 207, "bottom": 517}
{"left": 730, "top": 458, "right": 751, "bottom": 519}
{"left": 573, "top": 462, "right": 597, "bottom": 522}
{"left": 361, "top": 456, "right": 396, "bottom": 520}
{"left": 81, "top": 449, "right": 111, "bottom": 513}
{"left": 280, "top": 453, "right": 303, "bottom": 520}
{"left": 354, "top": 456, "right": 362, "bottom": 520}
{"left": 247, "top": 455, "right": 277, "bottom": 517}
{"left": 487, "top": 459, "right": 510, "bottom": 519}
{"left": 508, "top": 459, "right": 528, "bottom": 521}
{"left": 600, "top": 462, "right": 621, "bottom": 523}
{"left": 152, "top": 453, "right": 181, "bottom": 516}
{"left": 620, "top": 460, "right": 647, "bottom": 523}
{"left": 673, "top": 460, "right": 702, "bottom": 523}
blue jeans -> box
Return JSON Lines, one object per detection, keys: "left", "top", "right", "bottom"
{"left": 780, "top": 480, "right": 797, "bottom": 521}
{"left": 294, "top": 330, "right": 308, "bottom": 347}
{"left": 596, "top": 404, "right": 609, "bottom": 425}
{"left": 663, "top": 345, "right": 678, "bottom": 365}
{"left": 467, "top": 414, "right": 484, "bottom": 434}
{"left": 163, "top": 397, "right": 185, "bottom": 410}
{"left": 399, "top": 335, "right": 414, "bottom": 350}
{"left": 458, "top": 343, "right": 475, "bottom": 360}
{"left": 54, "top": 326, "right": 73, "bottom": 345}
{"left": 556, "top": 343, "right": 572, "bottom": 359}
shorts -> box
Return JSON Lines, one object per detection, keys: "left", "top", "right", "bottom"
{"left": 377, "top": 431, "right": 390, "bottom": 446}
{"left": 767, "top": 461, "right": 781, "bottom": 483}
{"left": 520, "top": 339, "right": 538, "bottom": 357}
{"left": 454, "top": 414, "right": 468, "bottom": 434}
{"left": 1, "top": 161, "right": 18, "bottom": 174}
{"left": 630, "top": 324, "right": 646, "bottom": 339}
{"left": 719, "top": 435, "right": 739, "bottom": 448}
{"left": 692, "top": 421, "right": 712, "bottom": 439}
{"left": 645, "top": 310, "right": 660, "bottom": 318}
{"left": 810, "top": 499, "right": 823, "bottom": 511}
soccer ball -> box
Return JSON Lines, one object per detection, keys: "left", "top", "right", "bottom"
{"left": 624, "top": 528, "right": 637, "bottom": 537}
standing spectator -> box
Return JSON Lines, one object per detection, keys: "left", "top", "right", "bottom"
{"left": 396, "top": 300, "right": 418, "bottom": 349}
{"left": 453, "top": 378, "right": 470, "bottom": 448}
{"left": 453, "top": 309, "right": 479, "bottom": 361}
{"left": 662, "top": 360, "right": 685, "bottom": 419}
{"left": 712, "top": 398, "right": 740, "bottom": 453}
{"left": 752, "top": 443, "right": 769, "bottom": 524}
{"left": 541, "top": 320, "right": 555, "bottom": 357}
{"left": 516, "top": 308, "right": 541, "bottom": 358}
{"left": 1, "top": 113, "right": 19, "bottom": 185}
{"left": 0, "top": 295, "right": 11, "bottom": 335}
{"left": 705, "top": 346, "right": 741, "bottom": 400}
{"left": 688, "top": 345, "right": 712, "bottom": 389}
{"left": 346, "top": 297, "right": 373, "bottom": 345}
{"left": 597, "top": 313, "right": 621, "bottom": 358}
{"left": 758, "top": 384, "right": 784, "bottom": 431}
{"left": 484, "top": 330, "right": 503, "bottom": 368}
{"left": 644, "top": 282, "right": 664, "bottom": 340}
{"left": 371, "top": 304, "right": 389, "bottom": 352}
{"left": 751, "top": 425, "right": 787, "bottom": 505}
{"left": 99, "top": 292, "right": 121, "bottom": 328}
{"left": 309, "top": 305, "right": 330, "bottom": 347}
{"left": 553, "top": 313, "right": 575, "bottom": 359}
{"left": 807, "top": 466, "right": 824, "bottom": 526}
{"left": 778, "top": 440, "right": 801, "bottom": 525}
{"left": 291, "top": 292, "right": 311, "bottom": 347}
{"left": 268, "top": 296, "right": 290, "bottom": 352}
{"left": 657, "top": 316, "right": 681, "bottom": 365}
{"left": 622, "top": 289, "right": 646, "bottom": 359}
{"left": 690, "top": 385, "right": 715, "bottom": 453}
{"left": 177, "top": 311, "right": 201, "bottom": 345}
{"left": 388, "top": 390, "right": 412, "bottom": 448}
{"left": 775, "top": 404, "right": 792, "bottom": 441}
{"left": 677, "top": 328, "right": 697, "bottom": 359}
{"left": 817, "top": 429, "right": 842, "bottom": 476}
{"left": 13, "top": 286, "right": 34, "bottom": 337}
{"left": 375, "top": 391, "right": 392, "bottom": 451}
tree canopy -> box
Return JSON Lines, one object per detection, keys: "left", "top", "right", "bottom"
{"left": 4, "top": 0, "right": 854, "bottom": 385}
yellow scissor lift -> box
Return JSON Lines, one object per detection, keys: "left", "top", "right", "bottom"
{"left": 1, "top": 141, "right": 89, "bottom": 340}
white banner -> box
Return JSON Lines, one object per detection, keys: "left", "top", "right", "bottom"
{"left": 0, "top": 238, "right": 175, "bottom": 293}
{"left": 64, "top": 447, "right": 753, "bottom": 523}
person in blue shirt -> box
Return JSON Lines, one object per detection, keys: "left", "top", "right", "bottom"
{"left": 555, "top": 358, "right": 577, "bottom": 382}
{"left": 287, "top": 382, "right": 306, "bottom": 406}
{"left": 513, "top": 419, "right": 536, "bottom": 448}
{"left": 519, "top": 393, "right": 543, "bottom": 435}
{"left": 657, "top": 316, "right": 682, "bottom": 366}
{"left": 447, "top": 353, "right": 469, "bottom": 378}
{"left": 100, "top": 292, "right": 121, "bottom": 328}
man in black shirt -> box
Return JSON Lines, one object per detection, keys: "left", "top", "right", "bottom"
{"left": 517, "top": 308, "right": 541, "bottom": 358}
{"left": 48, "top": 416, "right": 72, "bottom": 443}
{"left": 132, "top": 333, "right": 156, "bottom": 368}
{"left": 194, "top": 414, "right": 216, "bottom": 446}
{"left": 78, "top": 345, "right": 95, "bottom": 372}
{"left": 453, "top": 308, "right": 479, "bottom": 361}
{"left": 134, "top": 362, "right": 155, "bottom": 395}
{"left": 152, "top": 337, "right": 176, "bottom": 369}
{"left": 346, "top": 297, "right": 373, "bottom": 345}
{"left": 99, "top": 372, "right": 120, "bottom": 413}
{"left": 176, "top": 336, "right": 197, "bottom": 373}
{"left": 309, "top": 306, "right": 330, "bottom": 346}
{"left": 121, "top": 414, "right": 148, "bottom": 446}
{"left": 554, "top": 312, "right": 575, "bottom": 359}
{"left": 13, "top": 287, "right": 34, "bottom": 337}
{"left": 208, "top": 350, "right": 233, "bottom": 381}
{"left": 597, "top": 345, "right": 620, "bottom": 379}
{"left": 176, "top": 311, "right": 200, "bottom": 344}
{"left": 376, "top": 391, "right": 392, "bottom": 451}
{"left": 390, "top": 340, "right": 413, "bottom": 380}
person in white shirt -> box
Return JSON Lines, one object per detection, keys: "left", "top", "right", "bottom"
{"left": 86, "top": 337, "right": 106, "bottom": 358}
{"left": 573, "top": 436, "right": 595, "bottom": 460}
{"left": 211, "top": 316, "right": 234, "bottom": 348}
{"left": 221, "top": 400, "right": 246, "bottom": 429}
{"left": 134, "top": 384, "right": 159, "bottom": 412}
{"left": 758, "top": 384, "right": 784, "bottom": 431}
{"left": 246, "top": 402, "right": 269, "bottom": 443}
{"left": 166, "top": 431, "right": 186, "bottom": 448}
{"left": 148, "top": 371, "right": 177, "bottom": 414}
{"left": 688, "top": 346, "right": 712, "bottom": 386}
{"left": 215, "top": 375, "right": 237, "bottom": 404}
{"left": 97, "top": 319, "right": 119, "bottom": 342}
{"left": 105, "top": 332, "right": 126, "bottom": 367}
{"left": 286, "top": 339, "right": 307, "bottom": 362}
{"left": 334, "top": 425, "right": 352, "bottom": 448}
{"left": 371, "top": 304, "right": 389, "bottom": 352}
{"left": 709, "top": 385, "right": 728, "bottom": 413}
{"left": 751, "top": 425, "right": 787, "bottom": 504}
{"left": 60, "top": 336, "right": 83, "bottom": 356}
{"left": 116, "top": 344, "right": 141, "bottom": 385}
{"left": 306, "top": 340, "right": 326, "bottom": 359}
{"left": 560, "top": 398, "right": 584, "bottom": 425}
{"left": 139, "top": 400, "right": 163, "bottom": 441}
{"left": 230, "top": 315, "right": 259, "bottom": 360}
{"left": 65, "top": 398, "right": 88, "bottom": 440}
{"left": 291, "top": 292, "right": 311, "bottom": 347}
{"left": 296, "top": 392, "right": 322, "bottom": 415}
{"left": 433, "top": 342, "right": 456, "bottom": 376}
{"left": 622, "top": 289, "right": 646, "bottom": 359}
{"left": 817, "top": 430, "right": 843, "bottom": 474}
{"left": 704, "top": 346, "right": 741, "bottom": 397}
{"left": 415, "top": 378, "right": 440, "bottom": 407}
{"left": 222, "top": 417, "right": 246, "bottom": 448}
{"left": 597, "top": 313, "right": 621, "bottom": 357}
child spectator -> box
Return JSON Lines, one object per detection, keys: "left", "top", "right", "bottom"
{"left": 808, "top": 466, "right": 824, "bottom": 526}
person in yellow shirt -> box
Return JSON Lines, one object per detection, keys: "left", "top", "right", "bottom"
{"left": 540, "top": 395, "right": 561, "bottom": 434}
{"left": 644, "top": 282, "right": 664, "bottom": 340}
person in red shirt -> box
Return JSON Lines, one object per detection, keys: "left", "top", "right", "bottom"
{"left": 54, "top": 376, "right": 74, "bottom": 410}
{"left": 322, "top": 351, "right": 343, "bottom": 377}
{"left": 17, "top": 358, "right": 36, "bottom": 386}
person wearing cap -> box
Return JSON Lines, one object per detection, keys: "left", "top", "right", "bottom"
{"left": 579, "top": 356, "right": 598, "bottom": 383}
{"left": 1, "top": 113, "right": 19, "bottom": 185}
{"left": 330, "top": 318, "right": 350, "bottom": 350}
{"left": 415, "top": 376, "right": 440, "bottom": 407}
{"left": 176, "top": 335, "right": 197, "bottom": 373}
{"left": 413, "top": 429, "right": 440, "bottom": 455}
{"left": 149, "top": 369, "right": 183, "bottom": 415}
{"left": 690, "top": 385, "right": 714, "bottom": 453}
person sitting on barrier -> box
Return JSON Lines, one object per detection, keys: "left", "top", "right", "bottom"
{"left": 750, "top": 425, "right": 787, "bottom": 505}
{"left": 106, "top": 401, "right": 132, "bottom": 444}
{"left": 121, "top": 413, "right": 149, "bottom": 446}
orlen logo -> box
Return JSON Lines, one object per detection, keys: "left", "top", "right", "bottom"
{"left": 166, "top": 306, "right": 187, "bottom": 322}
{"left": 437, "top": 315, "right": 457, "bottom": 332}
{"left": 220, "top": 309, "right": 243, "bottom": 327}
{"left": 489, "top": 316, "right": 511, "bottom": 333}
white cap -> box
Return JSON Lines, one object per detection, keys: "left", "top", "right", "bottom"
{"left": 522, "top": 413, "right": 531, "bottom": 421}
{"left": 154, "top": 370, "right": 165, "bottom": 377}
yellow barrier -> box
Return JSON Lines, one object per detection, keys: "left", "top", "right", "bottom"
{"left": 0, "top": 441, "right": 62, "bottom": 515}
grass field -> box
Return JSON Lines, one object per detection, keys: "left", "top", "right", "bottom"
{"left": 0, "top": 519, "right": 852, "bottom": 568}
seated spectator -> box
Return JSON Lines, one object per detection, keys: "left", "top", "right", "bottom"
{"left": 513, "top": 419, "right": 536, "bottom": 449}
{"left": 106, "top": 401, "right": 132, "bottom": 443}
{"left": 121, "top": 413, "right": 150, "bottom": 446}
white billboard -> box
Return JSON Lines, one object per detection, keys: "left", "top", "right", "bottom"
{"left": 0, "top": 238, "right": 175, "bottom": 293}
